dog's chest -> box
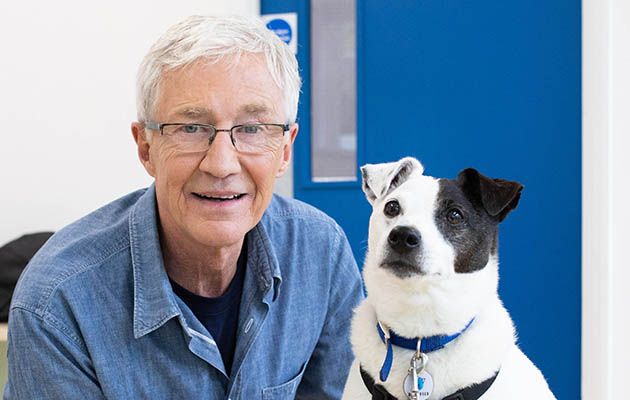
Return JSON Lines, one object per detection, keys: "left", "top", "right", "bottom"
{"left": 350, "top": 301, "right": 509, "bottom": 399}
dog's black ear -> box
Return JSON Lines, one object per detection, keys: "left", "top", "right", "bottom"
{"left": 456, "top": 168, "right": 523, "bottom": 222}
{"left": 361, "top": 157, "right": 424, "bottom": 205}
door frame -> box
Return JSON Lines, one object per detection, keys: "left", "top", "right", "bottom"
{"left": 582, "top": 0, "right": 630, "bottom": 397}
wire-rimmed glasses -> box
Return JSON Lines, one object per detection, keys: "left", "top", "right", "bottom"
{"left": 144, "top": 122, "right": 290, "bottom": 154}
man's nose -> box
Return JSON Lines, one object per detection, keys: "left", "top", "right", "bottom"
{"left": 198, "top": 130, "right": 241, "bottom": 178}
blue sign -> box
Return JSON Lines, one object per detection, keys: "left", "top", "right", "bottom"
{"left": 266, "top": 18, "right": 292, "bottom": 45}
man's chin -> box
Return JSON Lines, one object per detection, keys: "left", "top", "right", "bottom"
{"left": 189, "top": 220, "right": 253, "bottom": 249}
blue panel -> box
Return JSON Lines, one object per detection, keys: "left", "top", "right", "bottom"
{"left": 359, "top": 3, "right": 580, "bottom": 398}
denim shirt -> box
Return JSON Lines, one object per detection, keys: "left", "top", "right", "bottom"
{"left": 4, "top": 186, "right": 363, "bottom": 399}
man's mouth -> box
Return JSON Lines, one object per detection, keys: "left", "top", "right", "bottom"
{"left": 192, "top": 192, "right": 246, "bottom": 202}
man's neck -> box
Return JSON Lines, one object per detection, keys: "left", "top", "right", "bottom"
{"left": 160, "top": 233, "right": 244, "bottom": 298}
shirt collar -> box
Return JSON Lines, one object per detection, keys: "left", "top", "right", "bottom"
{"left": 247, "top": 217, "right": 283, "bottom": 303}
{"left": 129, "top": 185, "right": 283, "bottom": 339}
{"left": 129, "top": 185, "right": 180, "bottom": 339}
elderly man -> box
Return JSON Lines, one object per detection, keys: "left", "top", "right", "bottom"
{"left": 5, "top": 15, "right": 363, "bottom": 399}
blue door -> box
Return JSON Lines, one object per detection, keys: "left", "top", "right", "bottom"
{"left": 263, "top": 1, "right": 581, "bottom": 398}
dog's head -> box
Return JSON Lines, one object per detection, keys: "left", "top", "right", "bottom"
{"left": 361, "top": 157, "right": 523, "bottom": 334}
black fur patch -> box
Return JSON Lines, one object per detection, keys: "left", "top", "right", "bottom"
{"left": 435, "top": 179, "right": 499, "bottom": 273}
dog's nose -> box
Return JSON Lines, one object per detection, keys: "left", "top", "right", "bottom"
{"left": 388, "top": 226, "right": 421, "bottom": 254}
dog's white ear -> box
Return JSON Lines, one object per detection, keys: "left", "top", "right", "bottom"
{"left": 360, "top": 157, "right": 424, "bottom": 204}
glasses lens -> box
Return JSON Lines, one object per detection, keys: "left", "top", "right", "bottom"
{"left": 232, "top": 124, "right": 285, "bottom": 153}
{"left": 162, "top": 124, "right": 214, "bottom": 152}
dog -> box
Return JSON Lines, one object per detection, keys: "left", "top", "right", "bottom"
{"left": 342, "top": 157, "right": 555, "bottom": 399}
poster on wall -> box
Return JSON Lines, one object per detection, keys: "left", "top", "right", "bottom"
{"left": 261, "top": 13, "right": 297, "bottom": 55}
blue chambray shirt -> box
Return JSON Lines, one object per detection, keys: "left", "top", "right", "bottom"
{"left": 4, "top": 186, "right": 363, "bottom": 399}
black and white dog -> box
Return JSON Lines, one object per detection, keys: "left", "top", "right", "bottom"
{"left": 342, "top": 157, "right": 555, "bottom": 399}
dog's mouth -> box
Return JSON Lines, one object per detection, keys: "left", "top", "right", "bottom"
{"left": 382, "top": 260, "right": 416, "bottom": 269}
{"left": 380, "top": 260, "right": 424, "bottom": 278}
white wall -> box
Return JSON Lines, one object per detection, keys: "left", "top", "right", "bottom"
{"left": 583, "top": 0, "right": 630, "bottom": 397}
{"left": 0, "top": 0, "right": 263, "bottom": 245}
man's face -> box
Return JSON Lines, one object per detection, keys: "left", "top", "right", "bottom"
{"left": 132, "top": 54, "right": 298, "bottom": 250}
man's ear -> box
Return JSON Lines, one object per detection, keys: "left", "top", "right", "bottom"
{"left": 456, "top": 168, "right": 524, "bottom": 222}
{"left": 276, "top": 123, "right": 298, "bottom": 177}
{"left": 131, "top": 122, "right": 156, "bottom": 177}
{"left": 360, "top": 157, "right": 424, "bottom": 205}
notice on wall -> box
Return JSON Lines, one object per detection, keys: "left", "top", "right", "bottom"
{"left": 261, "top": 13, "right": 298, "bottom": 55}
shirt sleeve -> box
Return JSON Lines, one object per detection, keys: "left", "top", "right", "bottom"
{"left": 295, "top": 228, "right": 365, "bottom": 400}
{"left": 3, "top": 307, "right": 106, "bottom": 399}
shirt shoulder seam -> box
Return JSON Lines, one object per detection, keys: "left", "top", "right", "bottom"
{"left": 9, "top": 306, "right": 89, "bottom": 354}
{"left": 13, "top": 242, "right": 131, "bottom": 317}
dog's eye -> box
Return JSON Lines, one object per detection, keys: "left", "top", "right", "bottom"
{"left": 384, "top": 200, "right": 401, "bottom": 217}
{"left": 447, "top": 208, "right": 465, "bottom": 225}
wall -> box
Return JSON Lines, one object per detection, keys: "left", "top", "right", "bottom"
{"left": 0, "top": 0, "right": 261, "bottom": 245}
{"left": 583, "top": 0, "right": 630, "bottom": 397}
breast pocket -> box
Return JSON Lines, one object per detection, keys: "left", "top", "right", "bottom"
{"left": 261, "top": 362, "right": 307, "bottom": 400}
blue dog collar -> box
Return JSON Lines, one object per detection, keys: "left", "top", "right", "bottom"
{"left": 376, "top": 318, "right": 475, "bottom": 382}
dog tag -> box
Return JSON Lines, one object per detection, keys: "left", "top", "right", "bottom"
{"left": 404, "top": 353, "right": 433, "bottom": 400}
{"left": 403, "top": 370, "right": 433, "bottom": 400}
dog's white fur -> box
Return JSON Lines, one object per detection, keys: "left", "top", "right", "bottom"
{"left": 343, "top": 158, "right": 555, "bottom": 399}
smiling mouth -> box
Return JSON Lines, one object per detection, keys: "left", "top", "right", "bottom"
{"left": 192, "top": 192, "right": 246, "bottom": 202}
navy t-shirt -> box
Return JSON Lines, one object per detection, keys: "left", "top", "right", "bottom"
{"left": 170, "top": 240, "right": 247, "bottom": 375}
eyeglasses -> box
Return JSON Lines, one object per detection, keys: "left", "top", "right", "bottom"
{"left": 144, "top": 122, "right": 290, "bottom": 154}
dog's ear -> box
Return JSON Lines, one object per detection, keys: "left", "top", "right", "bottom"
{"left": 456, "top": 168, "right": 523, "bottom": 222}
{"left": 360, "top": 157, "right": 424, "bottom": 205}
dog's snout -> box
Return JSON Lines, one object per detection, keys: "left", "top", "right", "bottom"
{"left": 388, "top": 226, "right": 421, "bottom": 253}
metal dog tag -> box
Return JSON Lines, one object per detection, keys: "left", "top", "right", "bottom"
{"left": 403, "top": 353, "right": 433, "bottom": 400}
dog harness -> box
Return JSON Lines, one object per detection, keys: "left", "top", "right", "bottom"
{"left": 360, "top": 366, "right": 499, "bottom": 400}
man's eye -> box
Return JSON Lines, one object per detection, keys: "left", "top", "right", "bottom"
{"left": 240, "top": 124, "right": 262, "bottom": 134}
{"left": 182, "top": 124, "right": 201, "bottom": 134}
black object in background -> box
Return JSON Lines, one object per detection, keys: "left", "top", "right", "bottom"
{"left": 0, "top": 232, "right": 54, "bottom": 322}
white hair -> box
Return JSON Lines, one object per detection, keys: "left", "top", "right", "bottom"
{"left": 136, "top": 15, "right": 301, "bottom": 123}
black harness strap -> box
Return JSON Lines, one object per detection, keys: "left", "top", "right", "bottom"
{"left": 360, "top": 366, "right": 398, "bottom": 400}
{"left": 441, "top": 371, "right": 498, "bottom": 400}
{"left": 360, "top": 365, "right": 499, "bottom": 400}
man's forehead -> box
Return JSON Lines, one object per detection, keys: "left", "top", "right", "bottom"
{"left": 155, "top": 56, "right": 284, "bottom": 121}
{"left": 168, "top": 103, "right": 276, "bottom": 120}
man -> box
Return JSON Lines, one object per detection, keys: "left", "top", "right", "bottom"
{"left": 5, "top": 15, "right": 363, "bottom": 399}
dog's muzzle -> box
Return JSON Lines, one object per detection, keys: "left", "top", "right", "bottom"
{"left": 381, "top": 226, "right": 423, "bottom": 277}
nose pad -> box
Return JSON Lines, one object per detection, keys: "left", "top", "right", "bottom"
{"left": 199, "top": 131, "right": 241, "bottom": 178}
{"left": 208, "top": 129, "right": 235, "bottom": 148}
{"left": 388, "top": 226, "right": 421, "bottom": 254}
